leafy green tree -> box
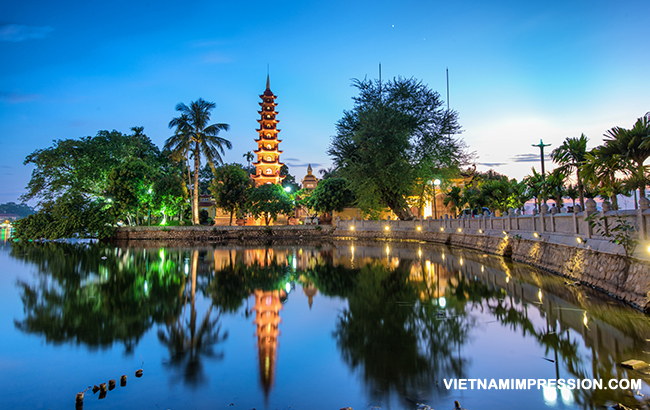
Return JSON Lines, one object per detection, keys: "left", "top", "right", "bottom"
{"left": 13, "top": 194, "right": 113, "bottom": 240}
{"left": 106, "top": 158, "right": 156, "bottom": 226}
{"left": 329, "top": 77, "right": 468, "bottom": 220}
{"left": 308, "top": 178, "right": 354, "bottom": 215}
{"left": 550, "top": 134, "right": 588, "bottom": 209}
{"left": 210, "top": 164, "right": 253, "bottom": 225}
{"left": 152, "top": 166, "right": 189, "bottom": 224}
{"left": 166, "top": 98, "right": 231, "bottom": 225}
{"left": 246, "top": 184, "right": 294, "bottom": 225}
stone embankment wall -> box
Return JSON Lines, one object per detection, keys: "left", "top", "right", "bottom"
{"left": 111, "top": 225, "right": 333, "bottom": 244}
{"left": 334, "top": 199, "right": 650, "bottom": 312}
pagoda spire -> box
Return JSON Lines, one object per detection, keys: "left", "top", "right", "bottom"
{"left": 252, "top": 75, "right": 285, "bottom": 186}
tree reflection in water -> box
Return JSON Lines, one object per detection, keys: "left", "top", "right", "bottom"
{"left": 12, "top": 242, "right": 183, "bottom": 353}
{"left": 332, "top": 259, "right": 480, "bottom": 405}
{"left": 158, "top": 250, "right": 228, "bottom": 388}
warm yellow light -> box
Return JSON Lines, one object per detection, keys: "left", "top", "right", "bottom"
{"left": 350, "top": 226, "right": 355, "bottom": 231}
{"left": 418, "top": 249, "right": 422, "bottom": 257}
{"left": 533, "top": 232, "right": 539, "bottom": 238}
{"left": 384, "top": 226, "right": 390, "bottom": 231}
{"left": 417, "top": 226, "right": 421, "bottom": 231}
{"left": 576, "top": 237, "right": 582, "bottom": 244}
{"left": 386, "top": 245, "right": 390, "bottom": 255}
{"left": 479, "top": 229, "right": 483, "bottom": 233}
{"left": 583, "top": 312, "right": 589, "bottom": 327}
{"left": 350, "top": 246, "right": 355, "bottom": 253}
{"left": 457, "top": 228, "right": 462, "bottom": 233}
{"left": 538, "top": 289, "right": 543, "bottom": 302}
{"left": 506, "top": 276, "right": 510, "bottom": 283}
{"left": 440, "top": 227, "right": 444, "bottom": 232}
{"left": 481, "top": 265, "right": 484, "bottom": 272}
{"left": 502, "top": 231, "right": 507, "bottom": 235}
{"left": 459, "top": 258, "right": 464, "bottom": 265}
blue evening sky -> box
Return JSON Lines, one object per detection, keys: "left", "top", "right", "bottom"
{"left": 1, "top": 0, "right": 648, "bottom": 204}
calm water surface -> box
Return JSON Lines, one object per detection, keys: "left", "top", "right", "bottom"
{"left": 2, "top": 239, "right": 650, "bottom": 410}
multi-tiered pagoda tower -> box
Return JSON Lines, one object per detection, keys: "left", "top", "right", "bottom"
{"left": 252, "top": 75, "right": 285, "bottom": 186}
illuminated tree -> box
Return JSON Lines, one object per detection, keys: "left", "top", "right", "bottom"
{"left": 329, "top": 77, "right": 468, "bottom": 220}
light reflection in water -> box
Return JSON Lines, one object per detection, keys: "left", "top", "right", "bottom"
{"left": 4, "top": 241, "right": 650, "bottom": 410}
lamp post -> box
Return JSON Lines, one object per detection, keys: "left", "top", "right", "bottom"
{"left": 432, "top": 179, "right": 441, "bottom": 219}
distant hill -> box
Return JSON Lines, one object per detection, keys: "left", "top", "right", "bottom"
{"left": 0, "top": 202, "right": 35, "bottom": 218}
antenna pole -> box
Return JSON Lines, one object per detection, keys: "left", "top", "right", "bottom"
{"left": 379, "top": 63, "right": 382, "bottom": 95}
{"left": 446, "top": 67, "right": 450, "bottom": 111}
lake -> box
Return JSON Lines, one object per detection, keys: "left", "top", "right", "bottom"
{"left": 1, "top": 239, "right": 649, "bottom": 410}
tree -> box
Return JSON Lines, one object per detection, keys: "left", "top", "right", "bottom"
{"left": 13, "top": 194, "right": 113, "bottom": 240}
{"left": 105, "top": 158, "right": 156, "bottom": 226}
{"left": 246, "top": 184, "right": 294, "bottom": 226}
{"left": 545, "top": 168, "right": 567, "bottom": 210}
{"left": 210, "top": 164, "right": 253, "bottom": 226}
{"left": 280, "top": 164, "right": 300, "bottom": 193}
{"left": 328, "top": 77, "right": 468, "bottom": 220}
{"left": 443, "top": 186, "right": 463, "bottom": 217}
{"left": 308, "top": 178, "right": 354, "bottom": 215}
{"left": 582, "top": 146, "right": 630, "bottom": 210}
{"left": 152, "top": 165, "right": 189, "bottom": 224}
{"left": 523, "top": 168, "right": 547, "bottom": 212}
{"left": 243, "top": 151, "right": 255, "bottom": 175}
{"left": 21, "top": 129, "right": 160, "bottom": 206}
{"left": 602, "top": 115, "right": 650, "bottom": 202}
{"left": 166, "top": 98, "right": 231, "bottom": 225}
{"left": 550, "top": 134, "right": 588, "bottom": 209}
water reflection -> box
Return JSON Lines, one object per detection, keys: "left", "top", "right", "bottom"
{"left": 157, "top": 250, "right": 228, "bottom": 387}
{"left": 8, "top": 241, "right": 650, "bottom": 409}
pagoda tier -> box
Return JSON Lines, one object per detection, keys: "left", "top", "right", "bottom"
{"left": 252, "top": 75, "right": 285, "bottom": 186}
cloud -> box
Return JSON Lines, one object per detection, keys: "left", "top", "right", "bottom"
{"left": 285, "top": 161, "right": 323, "bottom": 168}
{"left": 0, "top": 92, "right": 41, "bottom": 103}
{"left": 511, "top": 153, "right": 550, "bottom": 163}
{"left": 202, "top": 52, "right": 231, "bottom": 64}
{"left": 0, "top": 24, "right": 54, "bottom": 42}
{"left": 479, "top": 162, "right": 506, "bottom": 167}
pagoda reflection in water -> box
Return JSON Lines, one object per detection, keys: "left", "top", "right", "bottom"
{"left": 252, "top": 289, "right": 285, "bottom": 398}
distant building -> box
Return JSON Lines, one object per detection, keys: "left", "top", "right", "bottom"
{"left": 252, "top": 75, "right": 285, "bottom": 186}
{"left": 300, "top": 164, "right": 319, "bottom": 190}
{"left": 0, "top": 213, "right": 20, "bottom": 223}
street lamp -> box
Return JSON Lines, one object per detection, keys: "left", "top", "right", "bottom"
{"left": 432, "top": 179, "right": 441, "bottom": 219}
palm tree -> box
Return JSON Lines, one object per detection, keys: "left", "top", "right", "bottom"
{"left": 243, "top": 151, "right": 254, "bottom": 175}
{"left": 546, "top": 168, "right": 567, "bottom": 210}
{"left": 523, "top": 168, "right": 547, "bottom": 212}
{"left": 443, "top": 186, "right": 463, "bottom": 217}
{"left": 550, "top": 134, "right": 588, "bottom": 210}
{"left": 582, "top": 146, "right": 631, "bottom": 210}
{"left": 166, "top": 99, "right": 231, "bottom": 225}
{"left": 603, "top": 114, "right": 650, "bottom": 202}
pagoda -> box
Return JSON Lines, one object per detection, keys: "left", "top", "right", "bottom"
{"left": 252, "top": 75, "right": 285, "bottom": 186}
